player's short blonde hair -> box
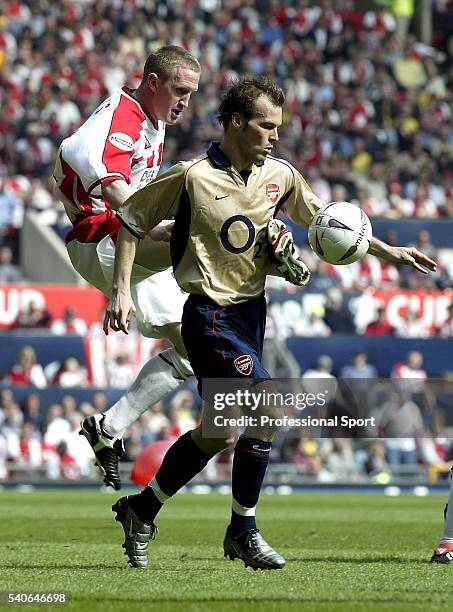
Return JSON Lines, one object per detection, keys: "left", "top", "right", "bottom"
{"left": 142, "top": 46, "right": 200, "bottom": 83}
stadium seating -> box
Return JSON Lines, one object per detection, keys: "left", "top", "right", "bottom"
{"left": 0, "top": 385, "right": 123, "bottom": 409}
{"left": 288, "top": 335, "right": 452, "bottom": 377}
{"left": 286, "top": 218, "right": 453, "bottom": 249}
{"left": 0, "top": 333, "right": 87, "bottom": 374}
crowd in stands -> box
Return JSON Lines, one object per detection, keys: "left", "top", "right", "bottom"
{"left": 1, "top": 347, "right": 453, "bottom": 482}
{"left": 0, "top": 1, "right": 451, "bottom": 292}
{"left": 6, "top": 304, "right": 88, "bottom": 334}
{"left": 0, "top": 1, "right": 452, "bottom": 244}
{"left": 1, "top": 1, "right": 452, "bottom": 483}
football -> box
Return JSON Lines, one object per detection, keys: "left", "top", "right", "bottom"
{"left": 308, "top": 202, "right": 372, "bottom": 265}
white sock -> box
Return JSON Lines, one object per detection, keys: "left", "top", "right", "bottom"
{"left": 232, "top": 498, "right": 256, "bottom": 517}
{"left": 149, "top": 477, "right": 171, "bottom": 501}
{"left": 102, "top": 348, "right": 192, "bottom": 438}
{"left": 440, "top": 470, "right": 453, "bottom": 542}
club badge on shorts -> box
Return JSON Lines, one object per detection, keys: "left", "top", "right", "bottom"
{"left": 234, "top": 354, "right": 253, "bottom": 376}
{"left": 266, "top": 183, "right": 280, "bottom": 204}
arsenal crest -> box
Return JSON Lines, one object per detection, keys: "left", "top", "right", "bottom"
{"left": 266, "top": 183, "right": 280, "bottom": 204}
{"left": 234, "top": 354, "right": 253, "bottom": 376}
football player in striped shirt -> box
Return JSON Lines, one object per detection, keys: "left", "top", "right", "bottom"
{"left": 53, "top": 46, "right": 200, "bottom": 490}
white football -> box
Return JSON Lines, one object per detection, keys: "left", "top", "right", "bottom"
{"left": 308, "top": 202, "right": 372, "bottom": 265}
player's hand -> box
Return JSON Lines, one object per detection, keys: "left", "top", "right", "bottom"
{"left": 381, "top": 246, "right": 437, "bottom": 274}
{"left": 278, "top": 258, "right": 310, "bottom": 286}
{"left": 103, "top": 289, "right": 136, "bottom": 335}
{"left": 149, "top": 221, "right": 174, "bottom": 242}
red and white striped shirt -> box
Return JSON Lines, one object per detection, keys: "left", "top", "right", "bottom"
{"left": 54, "top": 87, "right": 165, "bottom": 243}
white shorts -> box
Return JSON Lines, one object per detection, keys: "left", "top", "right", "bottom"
{"left": 67, "top": 236, "right": 187, "bottom": 338}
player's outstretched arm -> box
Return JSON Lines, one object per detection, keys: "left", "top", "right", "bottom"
{"left": 103, "top": 225, "right": 137, "bottom": 335}
{"left": 368, "top": 237, "right": 437, "bottom": 274}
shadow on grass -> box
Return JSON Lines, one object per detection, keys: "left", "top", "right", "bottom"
{"left": 188, "top": 555, "right": 429, "bottom": 564}
{"left": 0, "top": 555, "right": 433, "bottom": 571}
{"left": 0, "top": 564, "right": 233, "bottom": 571}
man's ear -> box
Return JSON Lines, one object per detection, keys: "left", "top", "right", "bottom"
{"left": 146, "top": 73, "right": 159, "bottom": 93}
{"left": 231, "top": 112, "right": 244, "bottom": 129}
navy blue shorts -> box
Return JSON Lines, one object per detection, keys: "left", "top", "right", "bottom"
{"left": 181, "top": 294, "right": 271, "bottom": 395}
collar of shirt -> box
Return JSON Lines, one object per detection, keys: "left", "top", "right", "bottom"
{"left": 207, "top": 141, "right": 265, "bottom": 169}
{"left": 122, "top": 86, "right": 159, "bottom": 130}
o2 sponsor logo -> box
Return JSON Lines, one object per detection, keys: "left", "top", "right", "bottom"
{"left": 220, "top": 215, "right": 255, "bottom": 254}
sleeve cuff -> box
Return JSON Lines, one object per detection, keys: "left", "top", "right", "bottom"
{"left": 116, "top": 213, "right": 144, "bottom": 240}
{"left": 87, "top": 173, "right": 129, "bottom": 194}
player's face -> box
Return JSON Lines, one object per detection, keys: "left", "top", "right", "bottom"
{"left": 240, "top": 95, "right": 282, "bottom": 164}
{"left": 149, "top": 67, "right": 200, "bottom": 124}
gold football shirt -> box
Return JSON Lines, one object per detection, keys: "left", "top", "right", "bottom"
{"left": 117, "top": 143, "right": 324, "bottom": 306}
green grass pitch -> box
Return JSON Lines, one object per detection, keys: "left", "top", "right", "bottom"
{"left": 0, "top": 490, "right": 450, "bottom": 611}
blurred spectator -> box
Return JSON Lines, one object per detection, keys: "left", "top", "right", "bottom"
{"left": 262, "top": 301, "right": 301, "bottom": 378}
{"left": 43, "top": 403, "right": 70, "bottom": 447}
{"left": 52, "top": 357, "right": 88, "bottom": 388}
{"left": 21, "top": 391, "right": 42, "bottom": 430}
{"left": 410, "top": 230, "right": 436, "bottom": 259}
{"left": 433, "top": 371, "right": 453, "bottom": 429}
{"left": 308, "top": 259, "right": 341, "bottom": 292}
{"left": 19, "top": 422, "right": 42, "bottom": 467}
{"left": 0, "top": 177, "right": 22, "bottom": 250}
{"left": 60, "top": 394, "right": 78, "bottom": 419}
{"left": 91, "top": 391, "right": 108, "bottom": 413}
{"left": 438, "top": 302, "right": 453, "bottom": 338}
{"left": 65, "top": 412, "right": 93, "bottom": 476}
{"left": 339, "top": 352, "right": 378, "bottom": 417}
{"left": 300, "top": 309, "right": 331, "bottom": 337}
{"left": 302, "top": 355, "right": 336, "bottom": 380}
{"left": 363, "top": 439, "right": 391, "bottom": 480}
{"left": 11, "top": 300, "right": 52, "bottom": 329}
{"left": 394, "top": 307, "right": 431, "bottom": 338}
{"left": 0, "top": 245, "right": 21, "bottom": 283}
{"left": 140, "top": 402, "right": 170, "bottom": 442}
{"left": 0, "top": 387, "right": 19, "bottom": 417}
{"left": 107, "top": 351, "right": 136, "bottom": 389}
{"left": 325, "top": 438, "right": 359, "bottom": 481}
{"left": 376, "top": 390, "right": 424, "bottom": 465}
{"left": 354, "top": 255, "right": 400, "bottom": 291}
{"left": 0, "top": 388, "right": 22, "bottom": 461}
{"left": 365, "top": 306, "right": 395, "bottom": 336}
{"left": 0, "top": 432, "right": 9, "bottom": 479}
{"left": 302, "top": 355, "right": 338, "bottom": 400}
{"left": 391, "top": 350, "right": 427, "bottom": 385}
{"left": 379, "top": 0, "right": 414, "bottom": 46}
{"left": 4, "top": 345, "right": 47, "bottom": 388}
{"left": 50, "top": 307, "right": 88, "bottom": 336}
{"left": 167, "top": 390, "right": 197, "bottom": 439}
{"left": 340, "top": 351, "right": 378, "bottom": 379}
{"left": 323, "top": 288, "right": 356, "bottom": 333}
{"left": 57, "top": 441, "right": 80, "bottom": 480}
{"left": 288, "top": 437, "right": 322, "bottom": 477}
{"left": 419, "top": 435, "right": 451, "bottom": 481}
